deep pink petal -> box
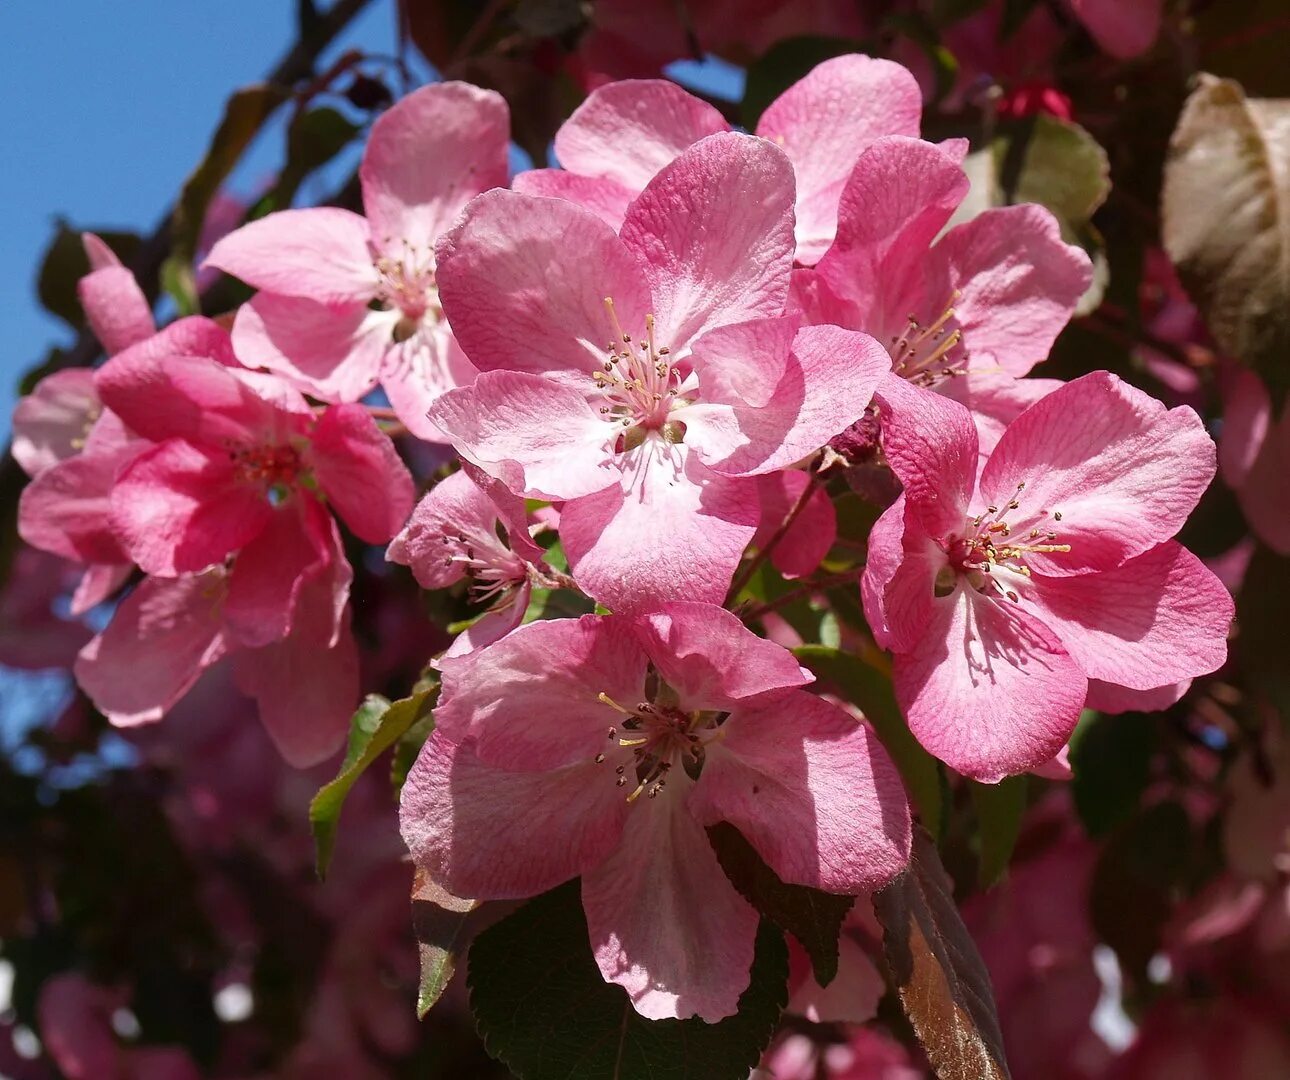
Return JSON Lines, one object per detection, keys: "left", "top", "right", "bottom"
{"left": 561, "top": 446, "right": 758, "bottom": 612}
{"left": 18, "top": 444, "right": 135, "bottom": 564}
{"left": 756, "top": 55, "right": 922, "bottom": 265}
{"left": 11, "top": 369, "right": 101, "bottom": 476}
{"left": 980, "top": 371, "right": 1216, "bottom": 575}
{"left": 634, "top": 602, "right": 812, "bottom": 710}
{"left": 203, "top": 207, "right": 377, "bottom": 303}
{"left": 400, "top": 732, "right": 632, "bottom": 898}
{"left": 937, "top": 372, "right": 1064, "bottom": 459}
{"left": 756, "top": 469, "right": 837, "bottom": 580}
{"left": 1028, "top": 541, "right": 1232, "bottom": 689}
{"left": 620, "top": 132, "right": 795, "bottom": 348}
{"left": 875, "top": 374, "right": 978, "bottom": 535}
{"left": 554, "top": 79, "right": 728, "bottom": 191}
{"left": 440, "top": 580, "right": 531, "bottom": 661}
{"left": 686, "top": 315, "right": 796, "bottom": 410}
{"left": 70, "top": 563, "right": 132, "bottom": 617}
{"left": 1063, "top": 0, "right": 1162, "bottom": 59}
{"left": 924, "top": 205, "right": 1091, "bottom": 378}
{"left": 435, "top": 188, "right": 652, "bottom": 376}
{"left": 690, "top": 690, "right": 911, "bottom": 892}
{"left": 110, "top": 440, "right": 272, "bottom": 575}
{"left": 308, "top": 403, "right": 415, "bottom": 543}
{"left": 1085, "top": 678, "right": 1190, "bottom": 714}
{"left": 892, "top": 590, "right": 1087, "bottom": 781}
{"left": 686, "top": 324, "right": 889, "bottom": 476}
{"left": 74, "top": 573, "right": 228, "bottom": 726}
{"left": 582, "top": 791, "right": 759, "bottom": 1021}
{"left": 433, "top": 614, "right": 648, "bottom": 771}
{"left": 378, "top": 324, "right": 479, "bottom": 442}
{"left": 109, "top": 314, "right": 236, "bottom": 367}
{"left": 361, "top": 82, "right": 509, "bottom": 254}
{"left": 78, "top": 265, "right": 154, "bottom": 356}
{"left": 231, "top": 293, "right": 391, "bottom": 403}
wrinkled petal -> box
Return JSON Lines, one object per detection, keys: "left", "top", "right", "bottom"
{"left": 511, "top": 168, "right": 637, "bottom": 229}
{"left": 937, "top": 372, "right": 1064, "bottom": 459}
{"left": 1028, "top": 541, "right": 1232, "bottom": 689}
{"left": 18, "top": 440, "right": 137, "bottom": 565}
{"left": 582, "top": 791, "right": 759, "bottom": 1021}
{"left": 308, "top": 403, "right": 415, "bottom": 543}
{"left": 433, "top": 614, "right": 648, "bottom": 770}
{"left": 74, "top": 573, "right": 228, "bottom": 726}
{"left": 634, "top": 602, "right": 812, "bottom": 710}
{"left": 203, "top": 207, "right": 377, "bottom": 303}
{"left": 892, "top": 589, "right": 1087, "bottom": 782}
{"left": 400, "top": 733, "right": 631, "bottom": 898}
{"left": 561, "top": 445, "right": 758, "bottom": 612}
{"left": 11, "top": 368, "right": 101, "bottom": 476}
{"left": 379, "top": 324, "right": 479, "bottom": 442}
{"left": 980, "top": 371, "right": 1216, "bottom": 575}
{"left": 756, "top": 469, "right": 837, "bottom": 580}
{"left": 361, "top": 81, "right": 509, "bottom": 254}
{"left": 756, "top": 55, "right": 922, "bottom": 265}
{"left": 860, "top": 496, "right": 907, "bottom": 650}
{"left": 620, "top": 132, "right": 795, "bottom": 347}
{"left": 690, "top": 690, "right": 911, "bottom": 892}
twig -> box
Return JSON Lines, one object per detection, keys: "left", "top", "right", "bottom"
{"left": 740, "top": 572, "right": 861, "bottom": 621}
{"left": 726, "top": 467, "right": 823, "bottom": 603}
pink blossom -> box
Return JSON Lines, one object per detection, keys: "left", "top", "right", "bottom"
{"left": 429, "top": 132, "right": 890, "bottom": 611}
{"left": 205, "top": 82, "right": 509, "bottom": 438}
{"left": 1220, "top": 368, "right": 1290, "bottom": 555}
{"left": 400, "top": 602, "right": 911, "bottom": 1021}
{"left": 387, "top": 465, "right": 550, "bottom": 657}
{"left": 1063, "top": 0, "right": 1163, "bottom": 60}
{"left": 863, "top": 373, "right": 1231, "bottom": 781}
{"left": 515, "top": 55, "right": 922, "bottom": 264}
{"left": 77, "top": 232, "right": 155, "bottom": 356}
{"left": 11, "top": 368, "right": 103, "bottom": 477}
{"left": 798, "top": 133, "right": 1092, "bottom": 455}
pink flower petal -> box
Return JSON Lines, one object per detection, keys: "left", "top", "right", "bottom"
{"left": 308, "top": 403, "right": 415, "bottom": 544}
{"left": 690, "top": 690, "right": 911, "bottom": 892}
{"left": 756, "top": 55, "right": 922, "bottom": 265}
{"left": 979, "top": 372, "right": 1216, "bottom": 575}
{"left": 203, "top": 207, "right": 377, "bottom": 303}
{"left": 78, "top": 264, "right": 154, "bottom": 356}
{"left": 361, "top": 82, "right": 509, "bottom": 256}
{"left": 18, "top": 443, "right": 135, "bottom": 565}
{"left": 74, "top": 573, "right": 228, "bottom": 726}
{"left": 427, "top": 370, "right": 616, "bottom": 501}
{"left": 1028, "top": 541, "right": 1232, "bottom": 689}
{"left": 400, "top": 733, "right": 631, "bottom": 898}
{"left": 433, "top": 614, "right": 648, "bottom": 771}
{"left": 231, "top": 293, "right": 392, "bottom": 403}
{"left": 70, "top": 562, "right": 132, "bottom": 616}
{"left": 12, "top": 369, "right": 103, "bottom": 477}
{"left": 378, "top": 324, "right": 479, "bottom": 442}
{"left": 435, "top": 189, "right": 652, "bottom": 376}
{"left": 440, "top": 580, "right": 532, "bottom": 660}
{"left": 892, "top": 590, "right": 1087, "bottom": 782}
{"left": 756, "top": 469, "right": 837, "bottom": 580}
{"left": 1085, "top": 679, "right": 1190, "bottom": 714}
{"left": 937, "top": 372, "right": 1064, "bottom": 459}
{"left": 1063, "top": 0, "right": 1162, "bottom": 59}
{"left": 787, "top": 935, "right": 886, "bottom": 1025}
{"left": 634, "top": 601, "right": 813, "bottom": 709}
{"left": 1234, "top": 380, "right": 1290, "bottom": 555}
{"left": 512, "top": 167, "right": 638, "bottom": 229}
{"left": 861, "top": 496, "right": 907, "bottom": 649}
{"left": 581, "top": 790, "right": 759, "bottom": 1021}
{"left": 1219, "top": 367, "right": 1269, "bottom": 489}
{"left": 620, "top": 132, "right": 795, "bottom": 347}
{"left": 561, "top": 446, "right": 758, "bottom": 612}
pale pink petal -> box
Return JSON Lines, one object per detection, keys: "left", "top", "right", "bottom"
{"left": 582, "top": 791, "right": 759, "bottom": 1021}
{"left": 233, "top": 580, "right": 357, "bottom": 768}
{"left": 620, "top": 132, "right": 795, "bottom": 347}
{"left": 687, "top": 315, "right": 796, "bottom": 410}
{"left": 1030, "top": 744, "right": 1073, "bottom": 780}
{"left": 308, "top": 403, "right": 415, "bottom": 543}
{"left": 923, "top": 205, "right": 1092, "bottom": 378}
{"left": 440, "top": 580, "right": 531, "bottom": 660}
{"left": 435, "top": 189, "right": 652, "bottom": 376}
{"left": 387, "top": 469, "right": 495, "bottom": 589}
{"left": 1236, "top": 388, "right": 1290, "bottom": 555}
{"left": 110, "top": 440, "right": 272, "bottom": 574}
{"left": 1063, "top": 0, "right": 1162, "bottom": 59}
{"left": 427, "top": 371, "right": 616, "bottom": 501}
{"left": 561, "top": 446, "right": 758, "bottom": 612}
{"left": 861, "top": 496, "right": 907, "bottom": 650}
{"left": 203, "top": 207, "right": 377, "bottom": 303}
{"left": 231, "top": 293, "right": 392, "bottom": 403}
{"left": 685, "top": 323, "right": 889, "bottom": 476}
{"left": 980, "top": 372, "right": 1216, "bottom": 575}
{"left": 74, "top": 573, "right": 228, "bottom": 726}
{"left": 400, "top": 733, "right": 632, "bottom": 898}
{"left": 756, "top": 55, "right": 922, "bottom": 265}
{"left": 512, "top": 168, "right": 637, "bottom": 229}
{"left": 361, "top": 81, "right": 509, "bottom": 255}
{"left": 18, "top": 447, "right": 134, "bottom": 565}
{"left": 379, "top": 324, "right": 479, "bottom": 442}
{"left": 937, "top": 372, "right": 1064, "bottom": 459}
{"left": 77, "top": 235, "right": 154, "bottom": 356}
{"left": 756, "top": 469, "right": 837, "bottom": 580}
{"left": 788, "top": 935, "right": 886, "bottom": 1024}
{"left": 1220, "top": 368, "right": 1270, "bottom": 489}
{"left": 882, "top": 526, "right": 950, "bottom": 653}
{"left": 82, "top": 232, "right": 123, "bottom": 271}
{"left": 433, "top": 614, "right": 647, "bottom": 770}
{"left": 70, "top": 563, "right": 132, "bottom": 616}
{"left": 893, "top": 590, "right": 1087, "bottom": 782}
{"left": 459, "top": 460, "right": 546, "bottom": 565}
{"left": 1028, "top": 541, "right": 1232, "bottom": 689}
{"left": 1085, "top": 679, "right": 1190, "bottom": 714}
{"left": 690, "top": 691, "right": 911, "bottom": 892}
{"left": 875, "top": 374, "right": 978, "bottom": 535}
{"left": 11, "top": 368, "right": 101, "bottom": 476}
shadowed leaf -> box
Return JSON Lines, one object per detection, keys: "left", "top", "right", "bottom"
{"left": 411, "top": 870, "right": 513, "bottom": 1018}
{"left": 970, "top": 776, "right": 1027, "bottom": 888}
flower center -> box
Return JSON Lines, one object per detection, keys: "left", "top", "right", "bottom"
{"left": 438, "top": 526, "right": 528, "bottom": 606}
{"left": 937, "top": 481, "right": 1071, "bottom": 603}
{"left": 594, "top": 689, "right": 723, "bottom": 803}
{"left": 231, "top": 443, "right": 303, "bottom": 501}
{"left": 889, "top": 290, "right": 969, "bottom": 387}
{"left": 593, "top": 297, "right": 693, "bottom": 448}
{"left": 373, "top": 241, "right": 440, "bottom": 337}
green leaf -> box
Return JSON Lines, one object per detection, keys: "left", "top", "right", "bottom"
{"left": 793, "top": 645, "right": 944, "bottom": 839}
{"left": 411, "top": 870, "right": 511, "bottom": 1018}
{"left": 741, "top": 36, "right": 869, "bottom": 129}
{"left": 390, "top": 708, "right": 436, "bottom": 795}
{"left": 159, "top": 255, "right": 199, "bottom": 317}
{"left": 309, "top": 688, "right": 435, "bottom": 878}
{"left": 708, "top": 822, "right": 854, "bottom": 986}
{"left": 969, "top": 776, "right": 1026, "bottom": 888}
{"left": 468, "top": 881, "right": 789, "bottom": 1079}
{"left": 267, "top": 106, "right": 362, "bottom": 211}
{"left": 1069, "top": 710, "right": 1155, "bottom": 838}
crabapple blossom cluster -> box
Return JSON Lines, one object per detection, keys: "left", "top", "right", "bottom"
{"left": 12, "top": 47, "right": 1232, "bottom": 1040}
